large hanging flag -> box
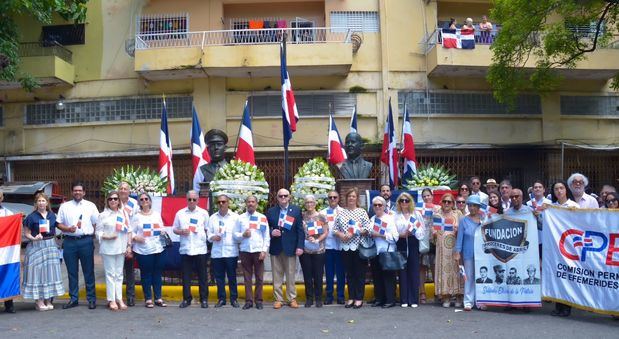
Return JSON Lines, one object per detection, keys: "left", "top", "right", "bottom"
{"left": 400, "top": 102, "right": 417, "bottom": 184}
{"left": 350, "top": 106, "right": 358, "bottom": 134}
{"left": 281, "top": 38, "right": 299, "bottom": 149}
{"left": 442, "top": 28, "right": 476, "bottom": 49}
{"left": 327, "top": 112, "right": 347, "bottom": 166}
{"left": 381, "top": 98, "right": 399, "bottom": 188}
{"left": 159, "top": 96, "right": 175, "bottom": 195}
{"left": 235, "top": 100, "right": 256, "bottom": 165}
{"left": 191, "top": 106, "right": 210, "bottom": 191}
{"left": 0, "top": 214, "right": 22, "bottom": 301}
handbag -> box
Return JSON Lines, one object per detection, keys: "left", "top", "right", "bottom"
{"left": 379, "top": 244, "right": 407, "bottom": 270}
{"left": 159, "top": 231, "right": 172, "bottom": 249}
{"left": 358, "top": 240, "right": 377, "bottom": 260}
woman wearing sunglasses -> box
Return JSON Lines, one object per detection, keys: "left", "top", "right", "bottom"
{"left": 394, "top": 192, "right": 425, "bottom": 308}
{"left": 97, "top": 191, "right": 131, "bottom": 311}
{"left": 605, "top": 192, "right": 618, "bottom": 209}
{"left": 369, "top": 196, "right": 399, "bottom": 308}
{"left": 433, "top": 193, "right": 464, "bottom": 308}
{"left": 131, "top": 192, "right": 167, "bottom": 308}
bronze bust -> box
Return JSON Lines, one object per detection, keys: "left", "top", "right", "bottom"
{"left": 339, "top": 132, "right": 372, "bottom": 179}
{"left": 200, "top": 129, "right": 228, "bottom": 183}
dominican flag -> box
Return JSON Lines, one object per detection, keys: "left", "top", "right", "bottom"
{"left": 115, "top": 215, "right": 127, "bottom": 232}
{"left": 443, "top": 216, "right": 455, "bottom": 232}
{"left": 424, "top": 203, "right": 434, "bottom": 217}
{"left": 408, "top": 215, "right": 422, "bottom": 233}
{"left": 249, "top": 215, "right": 267, "bottom": 232}
{"left": 159, "top": 97, "right": 175, "bottom": 195}
{"left": 347, "top": 219, "right": 360, "bottom": 235}
{"left": 307, "top": 221, "right": 324, "bottom": 236}
{"left": 350, "top": 106, "right": 358, "bottom": 134}
{"left": 400, "top": 102, "right": 417, "bottom": 184}
{"left": 442, "top": 28, "right": 475, "bottom": 49}
{"left": 480, "top": 203, "right": 498, "bottom": 218}
{"left": 188, "top": 218, "right": 198, "bottom": 233}
{"left": 325, "top": 208, "right": 336, "bottom": 223}
{"left": 432, "top": 216, "right": 444, "bottom": 231}
{"left": 191, "top": 106, "right": 210, "bottom": 191}
{"left": 76, "top": 214, "right": 82, "bottom": 229}
{"left": 327, "top": 112, "right": 347, "bottom": 166}
{"left": 281, "top": 38, "right": 299, "bottom": 149}
{"left": 235, "top": 100, "right": 256, "bottom": 165}
{"left": 381, "top": 98, "right": 399, "bottom": 188}
{"left": 460, "top": 28, "right": 475, "bottom": 49}
{"left": 373, "top": 218, "right": 387, "bottom": 235}
{"left": 39, "top": 219, "right": 50, "bottom": 234}
{"left": 0, "top": 215, "right": 22, "bottom": 301}
{"left": 123, "top": 200, "right": 135, "bottom": 216}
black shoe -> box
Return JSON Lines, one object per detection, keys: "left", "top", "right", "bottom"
{"left": 62, "top": 300, "right": 79, "bottom": 309}
{"left": 201, "top": 301, "right": 208, "bottom": 309}
{"left": 344, "top": 301, "right": 354, "bottom": 309}
{"left": 231, "top": 300, "right": 240, "bottom": 308}
{"left": 371, "top": 302, "right": 384, "bottom": 308}
{"left": 305, "top": 300, "right": 313, "bottom": 308}
{"left": 88, "top": 301, "right": 96, "bottom": 310}
{"left": 4, "top": 302, "right": 15, "bottom": 314}
{"left": 382, "top": 303, "right": 396, "bottom": 309}
{"left": 337, "top": 299, "right": 345, "bottom": 305}
{"left": 352, "top": 302, "right": 363, "bottom": 309}
{"left": 315, "top": 300, "right": 323, "bottom": 308}
{"left": 214, "top": 300, "right": 225, "bottom": 308}
{"left": 179, "top": 300, "right": 191, "bottom": 309}
{"left": 255, "top": 302, "right": 263, "bottom": 310}
{"left": 127, "top": 297, "right": 135, "bottom": 307}
{"left": 242, "top": 302, "right": 253, "bottom": 310}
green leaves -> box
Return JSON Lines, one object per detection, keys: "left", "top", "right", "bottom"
{"left": 102, "top": 165, "right": 167, "bottom": 195}
{"left": 291, "top": 157, "right": 335, "bottom": 211}
{"left": 404, "top": 163, "right": 456, "bottom": 189}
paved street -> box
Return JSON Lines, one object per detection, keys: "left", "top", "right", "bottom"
{"left": 2, "top": 301, "right": 617, "bottom": 338}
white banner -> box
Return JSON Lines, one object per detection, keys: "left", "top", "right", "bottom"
{"left": 474, "top": 210, "right": 541, "bottom": 307}
{"left": 542, "top": 206, "right": 619, "bottom": 315}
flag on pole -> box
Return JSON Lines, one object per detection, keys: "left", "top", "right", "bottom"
{"left": 350, "top": 106, "right": 358, "bottom": 134}
{"left": 0, "top": 215, "right": 22, "bottom": 301}
{"left": 159, "top": 96, "right": 175, "bottom": 195}
{"left": 327, "top": 112, "right": 347, "bottom": 166}
{"left": 235, "top": 100, "right": 256, "bottom": 165}
{"left": 281, "top": 38, "right": 299, "bottom": 149}
{"left": 191, "top": 106, "right": 210, "bottom": 191}
{"left": 400, "top": 102, "right": 417, "bottom": 184}
{"left": 381, "top": 98, "right": 399, "bottom": 188}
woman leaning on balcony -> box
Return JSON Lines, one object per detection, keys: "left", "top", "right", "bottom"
{"left": 479, "top": 16, "right": 493, "bottom": 43}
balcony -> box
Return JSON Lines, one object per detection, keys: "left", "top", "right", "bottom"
{"left": 134, "top": 27, "right": 353, "bottom": 80}
{"left": 425, "top": 28, "right": 619, "bottom": 79}
{"left": 0, "top": 42, "right": 74, "bottom": 89}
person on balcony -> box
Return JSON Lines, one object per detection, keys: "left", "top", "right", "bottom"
{"left": 463, "top": 18, "right": 475, "bottom": 30}
{"left": 448, "top": 18, "right": 457, "bottom": 29}
{"left": 479, "top": 16, "right": 493, "bottom": 43}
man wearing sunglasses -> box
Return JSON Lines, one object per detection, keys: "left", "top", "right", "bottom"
{"left": 470, "top": 176, "right": 488, "bottom": 205}
{"left": 266, "top": 188, "right": 304, "bottom": 309}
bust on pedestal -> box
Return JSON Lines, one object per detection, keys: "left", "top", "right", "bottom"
{"left": 339, "top": 132, "right": 372, "bottom": 179}
{"left": 199, "top": 129, "right": 228, "bottom": 183}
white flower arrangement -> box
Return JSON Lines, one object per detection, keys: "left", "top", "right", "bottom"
{"left": 404, "top": 163, "right": 456, "bottom": 190}
{"left": 102, "top": 165, "right": 167, "bottom": 195}
{"left": 291, "top": 157, "right": 335, "bottom": 211}
{"left": 210, "top": 159, "right": 270, "bottom": 213}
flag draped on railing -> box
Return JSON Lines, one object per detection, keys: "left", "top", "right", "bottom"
{"left": 400, "top": 102, "right": 417, "bottom": 184}
{"left": 327, "top": 112, "right": 347, "bottom": 166}
{"left": 191, "top": 106, "right": 210, "bottom": 191}
{"left": 442, "top": 28, "right": 475, "bottom": 49}
{"left": 235, "top": 100, "right": 256, "bottom": 165}
{"left": 158, "top": 96, "right": 175, "bottom": 195}
{"left": 381, "top": 98, "right": 399, "bottom": 188}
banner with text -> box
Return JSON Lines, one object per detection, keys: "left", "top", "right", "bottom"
{"left": 474, "top": 212, "right": 541, "bottom": 307}
{"left": 542, "top": 206, "right": 619, "bottom": 315}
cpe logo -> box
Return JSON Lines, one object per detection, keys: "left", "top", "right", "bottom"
{"left": 559, "top": 229, "right": 619, "bottom": 266}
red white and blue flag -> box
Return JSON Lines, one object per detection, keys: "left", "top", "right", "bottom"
{"left": 328, "top": 112, "right": 347, "bottom": 166}
{"left": 39, "top": 219, "right": 50, "bottom": 234}
{"left": 153, "top": 223, "right": 162, "bottom": 236}
{"left": 115, "top": 215, "right": 128, "bottom": 232}
{"left": 408, "top": 215, "right": 423, "bottom": 233}
{"left": 278, "top": 212, "right": 295, "bottom": 230}
{"left": 373, "top": 218, "right": 387, "bottom": 235}
{"left": 249, "top": 215, "right": 268, "bottom": 232}
{"left": 347, "top": 219, "right": 361, "bottom": 235}
{"left": 281, "top": 39, "right": 299, "bottom": 149}
{"left": 381, "top": 98, "right": 399, "bottom": 188}
{"left": 350, "top": 106, "right": 358, "bottom": 134}
{"left": 142, "top": 223, "right": 152, "bottom": 237}
{"left": 307, "top": 221, "right": 324, "bottom": 236}
{"left": 188, "top": 218, "right": 198, "bottom": 233}
{"left": 442, "top": 28, "right": 476, "bottom": 49}
{"left": 325, "top": 208, "right": 336, "bottom": 223}
{"left": 0, "top": 215, "right": 22, "bottom": 300}
{"left": 191, "top": 106, "right": 210, "bottom": 191}
{"left": 480, "top": 203, "right": 498, "bottom": 218}
{"left": 400, "top": 102, "right": 417, "bottom": 184}
{"left": 235, "top": 100, "right": 256, "bottom": 165}
{"left": 159, "top": 97, "right": 175, "bottom": 195}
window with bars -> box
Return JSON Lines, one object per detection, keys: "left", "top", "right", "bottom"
{"left": 25, "top": 96, "right": 193, "bottom": 125}
{"left": 560, "top": 96, "right": 619, "bottom": 116}
{"left": 246, "top": 93, "right": 356, "bottom": 117}
{"left": 330, "top": 11, "right": 379, "bottom": 33}
{"left": 137, "top": 13, "right": 189, "bottom": 39}
{"left": 398, "top": 91, "right": 542, "bottom": 115}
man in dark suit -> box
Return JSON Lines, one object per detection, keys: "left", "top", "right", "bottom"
{"left": 475, "top": 266, "right": 493, "bottom": 284}
{"left": 523, "top": 265, "right": 540, "bottom": 285}
{"left": 266, "top": 188, "right": 304, "bottom": 309}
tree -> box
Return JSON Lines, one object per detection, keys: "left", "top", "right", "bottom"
{"left": 487, "top": 0, "right": 619, "bottom": 106}
{"left": 0, "top": 0, "right": 89, "bottom": 90}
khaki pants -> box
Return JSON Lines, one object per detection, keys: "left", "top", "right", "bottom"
{"left": 271, "top": 253, "right": 297, "bottom": 302}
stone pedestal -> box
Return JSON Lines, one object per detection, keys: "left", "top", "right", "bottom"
{"left": 199, "top": 182, "right": 213, "bottom": 215}
{"left": 336, "top": 178, "right": 374, "bottom": 209}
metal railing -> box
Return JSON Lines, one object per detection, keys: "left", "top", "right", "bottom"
{"left": 18, "top": 42, "right": 73, "bottom": 63}
{"left": 426, "top": 27, "right": 502, "bottom": 47}
{"left": 135, "top": 27, "right": 352, "bottom": 50}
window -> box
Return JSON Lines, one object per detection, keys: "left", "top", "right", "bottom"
{"left": 561, "top": 96, "right": 619, "bottom": 116}
{"left": 41, "top": 24, "right": 85, "bottom": 45}
{"left": 398, "top": 91, "right": 541, "bottom": 115}
{"left": 137, "top": 13, "right": 188, "bottom": 39}
{"left": 25, "top": 96, "right": 192, "bottom": 125}
{"left": 247, "top": 93, "right": 356, "bottom": 117}
{"left": 330, "top": 11, "right": 379, "bottom": 33}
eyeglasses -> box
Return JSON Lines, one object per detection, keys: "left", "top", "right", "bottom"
{"left": 442, "top": 200, "right": 453, "bottom": 204}
{"left": 217, "top": 200, "right": 228, "bottom": 204}
{"left": 373, "top": 204, "right": 383, "bottom": 207}
{"left": 305, "top": 201, "right": 316, "bottom": 204}
{"left": 607, "top": 198, "right": 618, "bottom": 204}
{"left": 460, "top": 187, "right": 469, "bottom": 191}
{"left": 278, "top": 194, "right": 289, "bottom": 198}
{"left": 108, "top": 197, "right": 119, "bottom": 201}
{"left": 328, "top": 196, "right": 338, "bottom": 200}
{"left": 456, "top": 201, "right": 466, "bottom": 204}
{"left": 472, "top": 182, "right": 481, "bottom": 186}
{"left": 399, "top": 199, "right": 410, "bottom": 203}
{"left": 572, "top": 180, "right": 584, "bottom": 185}
{"left": 187, "top": 198, "right": 198, "bottom": 202}
{"left": 139, "top": 197, "right": 149, "bottom": 201}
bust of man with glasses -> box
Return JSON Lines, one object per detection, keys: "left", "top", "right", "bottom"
{"left": 200, "top": 129, "right": 229, "bottom": 183}
{"left": 339, "top": 132, "right": 372, "bottom": 179}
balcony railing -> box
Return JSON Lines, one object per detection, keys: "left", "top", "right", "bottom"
{"left": 18, "top": 42, "right": 73, "bottom": 63}
{"left": 135, "top": 27, "right": 352, "bottom": 50}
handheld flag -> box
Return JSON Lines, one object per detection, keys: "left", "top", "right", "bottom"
{"left": 400, "top": 101, "right": 417, "bottom": 183}
{"left": 76, "top": 214, "right": 82, "bottom": 229}
{"left": 282, "top": 215, "right": 295, "bottom": 231}
{"left": 115, "top": 215, "right": 127, "bottom": 232}
{"left": 380, "top": 98, "right": 399, "bottom": 188}
{"left": 347, "top": 219, "right": 360, "bottom": 235}
{"left": 188, "top": 218, "right": 198, "bottom": 233}
{"left": 307, "top": 221, "right": 324, "bottom": 236}
{"left": 327, "top": 112, "right": 347, "bottom": 166}
{"left": 123, "top": 200, "right": 135, "bottom": 216}
{"left": 325, "top": 208, "right": 336, "bottom": 223}
{"left": 191, "top": 106, "right": 210, "bottom": 191}
{"left": 39, "top": 219, "right": 50, "bottom": 234}
{"left": 373, "top": 218, "right": 387, "bottom": 235}
{"left": 281, "top": 38, "right": 299, "bottom": 149}
{"left": 350, "top": 106, "right": 358, "bottom": 134}
{"left": 408, "top": 215, "right": 422, "bottom": 233}
{"left": 159, "top": 96, "right": 175, "bottom": 195}
{"left": 249, "top": 215, "right": 260, "bottom": 230}
{"left": 235, "top": 100, "right": 256, "bottom": 165}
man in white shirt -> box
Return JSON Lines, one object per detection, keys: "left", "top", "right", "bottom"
{"left": 470, "top": 176, "right": 489, "bottom": 205}
{"left": 320, "top": 190, "right": 345, "bottom": 305}
{"left": 238, "top": 195, "right": 270, "bottom": 310}
{"left": 57, "top": 182, "right": 100, "bottom": 310}
{"left": 118, "top": 182, "right": 139, "bottom": 307}
{"left": 207, "top": 194, "right": 242, "bottom": 308}
{"left": 0, "top": 190, "right": 16, "bottom": 314}
{"left": 567, "top": 173, "right": 599, "bottom": 209}
{"left": 499, "top": 180, "right": 513, "bottom": 210}
{"left": 173, "top": 190, "right": 210, "bottom": 309}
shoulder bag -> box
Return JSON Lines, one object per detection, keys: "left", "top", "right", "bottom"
{"left": 358, "top": 238, "right": 377, "bottom": 260}
{"left": 379, "top": 244, "right": 407, "bottom": 271}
